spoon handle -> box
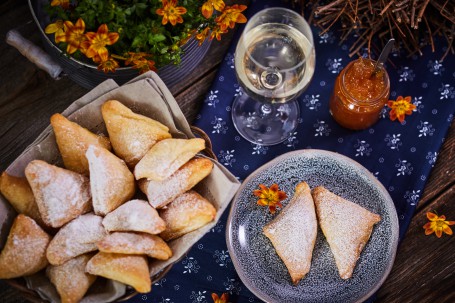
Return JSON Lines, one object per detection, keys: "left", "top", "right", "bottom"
{"left": 373, "top": 38, "right": 395, "bottom": 72}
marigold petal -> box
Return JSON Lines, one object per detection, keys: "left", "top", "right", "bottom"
{"left": 427, "top": 212, "right": 438, "bottom": 221}
{"left": 97, "top": 24, "right": 108, "bottom": 35}
{"left": 107, "top": 32, "right": 119, "bottom": 45}
{"left": 202, "top": 2, "right": 214, "bottom": 18}
{"left": 75, "top": 18, "right": 85, "bottom": 30}
{"left": 175, "top": 7, "right": 187, "bottom": 14}
{"left": 423, "top": 222, "right": 432, "bottom": 229}
{"left": 445, "top": 220, "right": 455, "bottom": 226}
{"left": 211, "top": 293, "right": 220, "bottom": 301}
{"left": 269, "top": 205, "right": 277, "bottom": 214}
{"left": 424, "top": 228, "right": 434, "bottom": 235}
{"left": 66, "top": 43, "right": 79, "bottom": 54}
{"left": 435, "top": 228, "right": 443, "bottom": 238}
{"left": 269, "top": 184, "right": 279, "bottom": 192}
{"left": 220, "top": 293, "right": 229, "bottom": 301}
{"left": 442, "top": 225, "right": 453, "bottom": 235}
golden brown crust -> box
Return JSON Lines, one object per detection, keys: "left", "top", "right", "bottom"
{"left": 102, "top": 199, "right": 166, "bottom": 235}
{"left": 0, "top": 215, "right": 51, "bottom": 279}
{"left": 86, "top": 145, "right": 136, "bottom": 215}
{"left": 312, "top": 186, "right": 381, "bottom": 279}
{"left": 97, "top": 232, "right": 172, "bottom": 260}
{"left": 50, "top": 113, "right": 111, "bottom": 175}
{"left": 263, "top": 182, "right": 318, "bottom": 285}
{"left": 46, "top": 253, "right": 97, "bottom": 303}
{"left": 86, "top": 252, "right": 151, "bottom": 293}
{"left": 25, "top": 160, "right": 92, "bottom": 228}
{"left": 159, "top": 191, "right": 216, "bottom": 241}
{"left": 138, "top": 157, "right": 213, "bottom": 209}
{"left": 134, "top": 138, "right": 205, "bottom": 181}
{"left": 101, "top": 100, "right": 171, "bottom": 168}
{"left": 46, "top": 213, "right": 107, "bottom": 266}
{"left": 0, "top": 172, "right": 44, "bottom": 226}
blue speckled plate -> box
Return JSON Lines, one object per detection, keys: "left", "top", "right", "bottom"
{"left": 226, "top": 149, "right": 399, "bottom": 303}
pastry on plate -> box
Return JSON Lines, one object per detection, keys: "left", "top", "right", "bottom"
{"left": 86, "top": 145, "right": 135, "bottom": 215}
{"left": 0, "top": 172, "right": 44, "bottom": 226}
{"left": 97, "top": 232, "right": 172, "bottom": 260}
{"left": 50, "top": 113, "right": 111, "bottom": 175}
{"left": 101, "top": 100, "right": 171, "bottom": 168}
{"left": 138, "top": 157, "right": 213, "bottom": 209}
{"left": 263, "top": 182, "right": 318, "bottom": 285}
{"left": 102, "top": 199, "right": 166, "bottom": 235}
{"left": 159, "top": 191, "right": 216, "bottom": 241}
{"left": 0, "top": 214, "right": 51, "bottom": 279}
{"left": 25, "top": 160, "right": 92, "bottom": 228}
{"left": 86, "top": 252, "right": 151, "bottom": 293}
{"left": 46, "top": 213, "right": 107, "bottom": 266}
{"left": 312, "top": 186, "right": 381, "bottom": 279}
{"left": 46, "top": 253, "right": 97, "bottom": 303}
{"left": 134, "top": 138, "right": 205, "bottom": 181}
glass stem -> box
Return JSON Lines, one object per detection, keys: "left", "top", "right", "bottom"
{"left": 261, "top": 104, "right": 272, "bottom": 116}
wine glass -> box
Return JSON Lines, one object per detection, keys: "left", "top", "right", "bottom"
{"left": 232, "top": 7, "right": 315, "bottom": 145}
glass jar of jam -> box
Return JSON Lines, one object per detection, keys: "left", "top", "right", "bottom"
{"left": 329, "top": 58, "right": 390, "bottom": 130}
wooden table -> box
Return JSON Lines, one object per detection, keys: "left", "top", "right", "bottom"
{"left": 1, "top": 1, "right": 454, "bottom": 302}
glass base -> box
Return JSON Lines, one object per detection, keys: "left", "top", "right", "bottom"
{"left": 231, "top": 93, "right": 300, "bottom": 146}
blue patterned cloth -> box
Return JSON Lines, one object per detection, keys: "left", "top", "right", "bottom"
{"left": 132, "top": 1, "right": 455, "bottom": 302}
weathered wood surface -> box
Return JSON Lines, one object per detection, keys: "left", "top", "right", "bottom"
{"left": 1, "top": 0, "right": 454, "bottom": 302}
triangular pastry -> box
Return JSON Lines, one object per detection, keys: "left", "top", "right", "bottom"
{"left": 134, "top": 138, "right": 205, "bottom": 181}
{"left": 86, "top": 145, "right": 136, "bottom": 215}
{"left": 138, "top": 157, "right": 213, "bottom": 209}
{"left": 101, "top": 100, "right": 171, "bottom": 168}
{"left": 102, "top": 199, "right": 166, "bottom": 235}
{"left": 312, "top": 186, "right": 381, "bottom": 279}
{"left": 46, "top": 253, "right": 97, "bottom": 303}
{"left": 0, "top": 215, "right": 51, "bottom": 279}
{"left": 86, "top": 252, "right": 151, "bottom": 293}
{"left": 97, "top": 232, "right": 172, "bottom": 260}
{"left": 25, "top": 160, "right": 92, "bottom": 228}
{"left": 0, "top": 172, "right": 44, "bottom": 226}
{"left": 159, "top": 191, "right": 216, "bottom": 241}
{"left": 263, "top": 182, "right": 317, "bottom": 285}
{"left": 50, "top": 113, "right": 111, "bottom": 175}
{"left": 46, "top": 213, "right": 107, "bottom": 265}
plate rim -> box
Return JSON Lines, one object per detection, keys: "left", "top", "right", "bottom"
{"left": 226, "top": 148, "right": 399, "bottom": 303}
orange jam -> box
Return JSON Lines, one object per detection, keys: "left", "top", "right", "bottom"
{"left": 329, "top": 58, "right": 390, "bottom": 130}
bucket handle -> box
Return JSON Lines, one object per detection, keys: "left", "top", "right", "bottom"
{"left": 6, "top": 29, "right": 63, "bottom": 79}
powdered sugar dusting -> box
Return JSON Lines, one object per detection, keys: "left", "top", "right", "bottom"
{"left": 227, "top": 150, "right": 399, "bottom": 303}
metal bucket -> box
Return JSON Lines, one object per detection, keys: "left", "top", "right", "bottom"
{"left": 28, "top": 0, "right": 211, "bottom": 89}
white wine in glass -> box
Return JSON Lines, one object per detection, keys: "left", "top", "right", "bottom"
{"left": 232, "top": 7, "right": 315, "bottom": 145}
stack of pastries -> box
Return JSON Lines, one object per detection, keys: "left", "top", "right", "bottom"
{"left": 0, "top": 100, "right": 217, "bottom": 303}
{"left": 263, "top": 181, "right": 381, "bottom": 285}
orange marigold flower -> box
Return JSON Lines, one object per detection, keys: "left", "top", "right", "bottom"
{"left": 423, "top": 211, "right": 455, "bottom": 238}
{"left": 387, "top": 96, "right": 416, "bottom": 123}
{"left": 84, "top": 24, "right": 119, "bottom": 62}
{"left": 212, "top": 292, "right": 229, "bottom": 303}
{"left": 216, "top": 4, "right": 247, "bottom": 31}
{"left": 50, "top": 0, "right": 70, "bottom": 9}
{"left": 131, "top": 58, "right": 157, "bottom": 74}
{"left": 60, "top": 18, "right": 87, "bottom": 54}
{"left": 156, "top": 0, "right": 187, "bottom": 26}
{"left": 44, "top": 19, "right": 65, "bottom": 43}
{"left": 124, "top": 52, "right": 148, "bottom": 66}
{"left": 253, "top": 184, "right": 287, "bottom": 214}
{"left": 195, "top": 27, "right": 210, "bottom": 45}
{"left": 210, "top": 26, "right": 228, "bottom": 41}
{"left": 97, "top": 56, "right": 119, "bottom": 73}
{"left": 202, "top": 0, "right": 225, "bottom": 19}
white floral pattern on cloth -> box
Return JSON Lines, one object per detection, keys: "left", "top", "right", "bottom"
{"left": 131, "top": 1, "right": 455, "bottom": 303}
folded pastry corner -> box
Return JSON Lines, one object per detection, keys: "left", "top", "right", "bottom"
{"left": 134, "top": 138, "right": 206, "bottom": 181}
{"left": 50, "top": 113, "right": 111, "bottom": 175}
{"left": 312, "top": 186, "right": 381, "bottom": 279}
{"left": 86, "top": 145, "right": 136, "bottom": 215}
{"left": 0, "top": 214, "right": 51, "bottom": 279}
{"left": 102, "top": 199, "right": 166, "bottom": 235}
{"left": 0, "top": 171, "right": 44, "bottom": 226}
{"left": 25, "top": 160, "right": 92, "bottom": 228}
{"left": 97, "top": 232, "right": 172, "bottom": 260}
{"left": 101, "top": 100, "right": 171, "bottom": 168}
{"left": 263, "top": 181, "right": 317, "bottom": 285}
{"left": 86, "top": 252, "right": 151, "bottom": 293}
{"left": 138, "top": 157, "right": 213, "bottom": 209}
{"left": 46, "top": 253, "right": 97, "bottom": 303}
{"left": 46, "top": 213, "right": 107, "bottom": 266}
{"left": 159, "top": 190, "right": 217, "bottom": 241}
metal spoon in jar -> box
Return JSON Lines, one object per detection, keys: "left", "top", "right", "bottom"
{"left": 371, "top": 38, "right": 395, "bottom": 77}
